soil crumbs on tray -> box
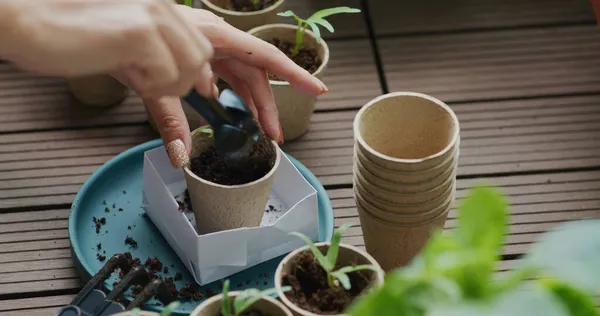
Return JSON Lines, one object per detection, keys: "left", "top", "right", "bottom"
{"left": 267, "top": 38, "right": 322, "bottom": 81}
{"left": 189, "top": 132, "right": 276, "bottom": 185}
{"left": 282, "top": 251, "right": 373, "bottom": 314}
{"left": 223, "top": 0, "right": 276, "bottom": 12}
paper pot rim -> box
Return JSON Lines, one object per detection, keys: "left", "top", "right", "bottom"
{"left": 189, "top": 290, "right": 293, "bottom": 316}
{"left": 247, "top": 23, "right": 330, "bottom": 86}
{"left": 274, "top": 242, "right": 384, "bottom": 316}
{"left": 353, "top": 92, "right": 460, "bottom": 165}
{"left": 200, "top": 0, "right": 285, "bottom": 16}
{"left": 183, "top": 136, "right": 282, "bottom": 189}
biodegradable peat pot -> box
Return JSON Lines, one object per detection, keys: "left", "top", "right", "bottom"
{"left": 355, "top": 153, "right": 457, "bottom": 194}
{"left": 353, "top": 185, "right": 455, "bottom": 224}
{"left": 112, "top": 311, "right": 159, "bottom": 316}
{"left": 67, "top": 75, "right": 128, "bottom": 107}
{"left": 354, "top": 92, "right": 460, "bottom": 172}
{"left": 355, "top": 140, "right": 459, "bottom": 184}
{"left": 190, "top": 291, "right": 293, "bottom": 316}
{"left": 356, "top": 197, "right": 450, "bottom": 271}
{"left": 354, "top": 170, "right": 456, "bottom": 214}
{"left": 200, "top": 0, "right": 285, "bottom": 31}
{"left": 183, "top": 126, "right": 281, "bottom": 234}
{"left": 248, "top": 24, "right": 330, "bottom": 142}
{"left": 275, "top": 243, "right": 384, "bottom": 316}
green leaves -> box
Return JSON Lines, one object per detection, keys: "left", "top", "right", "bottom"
{"left": 221, "top": 280, "right": 233, "bottom": 316}
{"left": 160, "top": 301, "right": 181, "bottom": 316}
{"left": 525, "top": 219, "right": 600, "bottom": 296}
{"left": 277, "top": 7, "right": 361, "bottom": 55}
{"left": 184, "top": 0, "right": 193, "bottom": 7}
{"left": 289, "top": 231, "right": 332, "bottom": 271}
{"left": 540, "top": 279, "right": 600, "bottom": 316}
{"left": 220, "top": 279, "right": 290, "bottom": 316}
{"left": 331, "top": 265, "right": 379, "bottom": 290}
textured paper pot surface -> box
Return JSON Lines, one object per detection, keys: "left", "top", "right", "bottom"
{"left": 183, "top": 127, "right": 281, "bottom": 234}
{"left": 67, "top": 75, "right": 128, "bottom": 107}
{"left": 248, "top": 24, "right": 330, "bottom": 142}
{"left": 356, "top": 198, "right": 449, "bottom": 271}
{"left": 199, "top": 0, "right": 285, "bottom": 31}
{"left": 274, "top": 243, "right": 384, "bottom": 316}
{"left": 190, "top": 291, "right": 293, "bottom": 316}
{"left": 142, "top": 144, "right": 318, "bottom": 285}
{"left": 354, "top": 92, "right": 460, "bottom": 172}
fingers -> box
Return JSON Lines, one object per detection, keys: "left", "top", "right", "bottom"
{"left": 212, "top": 60, "right": 259, "bottom": 120}
{"left": 213, "top": 59, "right": 282, "bottom": 143}
{"left": 121, "top": 0, "right": 214, "bottom": 99}
{"left": 181, "top": 8, "right": 327, "bottom": 97}
{"left": 144, "top": 96, "right": 191, "bottom": 168}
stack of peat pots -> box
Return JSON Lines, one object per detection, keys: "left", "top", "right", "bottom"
{"left": 353, "top": 92, "right": 460, "bottom": 271}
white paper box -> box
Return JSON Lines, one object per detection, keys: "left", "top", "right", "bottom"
{"left": 142, "top": 146, "right": 319, "bottom": 285}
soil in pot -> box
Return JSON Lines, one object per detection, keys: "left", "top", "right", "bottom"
{"left": 219, "top": 0, "right": 276, "bottom": 12}
{"left": 282, "top": 251, "right": 374, "bottom": 314}
{"left": 266, "top": 38, "right": 322, "bottom": 81}
{"left": 189, "top": 132, "right": 276, "bottom": 186}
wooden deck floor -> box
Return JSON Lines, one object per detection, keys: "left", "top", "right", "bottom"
{"left": 1, "top": 0, "right": 600, "bottom": 314}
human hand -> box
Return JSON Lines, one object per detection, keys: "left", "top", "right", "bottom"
{"left": 146, "top": 5, "right": 328, "bottom": 168}
{"left": 0, "top": 0, "right": 215, "bottom": 98}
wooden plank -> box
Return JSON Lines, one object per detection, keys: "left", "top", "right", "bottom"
{"left": 3, "top": 307, "right": 65, "bottom": 316}
{"left": 379, "top": 25, "right": 600, "bottom": 102}
{"left": 369, "top": 0, "right": 595, "bottom": 35}
{"left": 0, "top": 294, "right": 74, "bottom": 312}
{"left": 0, "top": 278, "right": 82, "bottom": 296}
{"left": 0, "top": 268, "right": 77, "bottom": 284}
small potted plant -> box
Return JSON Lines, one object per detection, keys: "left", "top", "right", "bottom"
{"left": 248, "top": 7, "right": 360, "bottom": 141}
{"left": 275, "top": 224, "right": 384, "bottom": 315}
{"left": 67, "top": 74, "right": 129, "bottom": 107}
{"left": 198, "top": 0, "right": 285, "bottom": 31}
{"left": 190, "top": 280, "right": 293, "bottom": 315}
{"left": 183, "top": 125, "right": 281, "bottom": 234}
{"left": 113, "top": 301, "right": 181, "bottom": 316}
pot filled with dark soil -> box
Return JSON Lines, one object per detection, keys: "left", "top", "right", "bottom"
{"left": 275, "top": 243, "right": 384, "bottom": 316}
{"left": 190, "top": 290, "right": 293, "bottom": 316}
{"left": 183, "top": 125, "right": 281, "bottom": 234}
{"left": 199, "top": 0, "right": 285, "bottom": 31}
{"left": 67, "top": 74, "right": 129, "bottom": 107}
{"left": 248, "top": 24, "right": 329, "bottom": 142}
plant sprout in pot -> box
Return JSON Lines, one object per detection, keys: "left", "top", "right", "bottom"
{"left": 347, "top": 186, "right": 600, "bottom": 316}
{"left": 183, "top": 125, "right": 282, "bottom": 235}
{"left": 248, "top": 7, "right": 360, "bottom": 142}
{"left": 275, "top": 224, "right": 384, "bottom": 315}
{"left": 190, "top": 280, "right": 293, "bottom": 316}
{"left": 199, "top": 0, "right": 285, "bottom": 31}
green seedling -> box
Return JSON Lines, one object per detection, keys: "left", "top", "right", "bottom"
{"left": 130, "top": 301, "right": 180, "bottom": 316}
{"left": 348, "top": 186, "right": 600, "bottom": 316}
{"left": 198, "top": 127, "right": 214, "bottom": 139}
{"left": 277, "top": 7, "right": 361, "bottom": 56}
{"left": 253, "top": 0, "right": 260, "bottom": 5}
{"left": 290, "top": 224, "right": 379, "bottom": 290}
{"left": 220, "top": 279, "right": 291, "bottom": 316}
{"left": 184, "top": 0, "right": 193, "bottom": 7}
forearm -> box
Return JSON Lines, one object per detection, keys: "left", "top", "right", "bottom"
{"left": 0, "top": 1, "right": 22, "bottom": 61}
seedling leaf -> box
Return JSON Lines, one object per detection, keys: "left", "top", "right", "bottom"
{"left": 306, "top": 21, "right": 322, "bottom": 44}
{"left": 131, "top": 308, "right": 141, "bottom": 316}
{"left": 331, "top": 271, "right": 351, "bottom": 289}
{"left": 160, "top": 301, "right": 181, "bottom": 316}
{"left": 277, "top": 10, "right": 300, "bottom": 18}
{"left": 290, "top": 232, "right": 332, "bottom": 271}
{"left": 525, "top": 219, "right": 600, "bottom": 296}
{"left": 234, "top": 289, "right": 262, "bottom": 315}
{"left": 184, "top": 0, "right": 193, "bottom": 7}
{"left": 313, "top": 18, "right": 335, "bottom": 33}
{"left": 325, "top": 223, "right": 353, "bottom": 271}
{"left": 331, "top": 265, "right": 378, "bottom": 290}
{"left": 308, "top": 7, "right": 361, "bottom": 20}
{"left": 221, "top": 280, "right": 233, "bottom": 316}
{"left": 540, "top": 278, "right": 599, "bottom": 316}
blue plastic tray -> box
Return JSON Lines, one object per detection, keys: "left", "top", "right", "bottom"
{"left": 69, "top": 139, "right": 334, "bottom": 315}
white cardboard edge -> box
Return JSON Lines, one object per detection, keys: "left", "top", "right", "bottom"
{"left": 142, "top": 146, "right": 318, "bottom": 285}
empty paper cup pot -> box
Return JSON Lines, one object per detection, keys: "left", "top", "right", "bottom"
{"left": 355, "top": 138, "right": 459, "bottom": 182}
{"left": 356, "top": 198, "right": 450, "bottom": 271}
{"left": 354, "top": 171, "right": 456, "bottom": 213}
{"left": 189, "top": 291, "right": 293, "bottom": 316}
{"left": 183, "top": 126, "right": 281, "bottom": 235}
{"left": 354, "top": 155, "right": 458, "bottom": 194}
{"left": 275, "top": 243, "right": 384, "bottom": 316}
{"left": 67, "top": 75, "right": 129, "bottom": 107}
{"left": 248, "top": 24, "right": 330, "bottom": 142}
{"left": 353, "top": 185, "right": 455, "bottom": 224}
{"left": 354, "top": 92, "right": 460, "bottom": 172}
{"left": 199, "top": 0, "right": 284, "bottom": 32}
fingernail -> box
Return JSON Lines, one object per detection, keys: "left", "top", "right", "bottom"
{"left": 166, "top": 139, "right": 189, "bottom": 168}
{"left": 314, "top": 77, "right": 328, "bottom": 94}
{"left": 277, "top": 124, "right": 284, "bottom": 144}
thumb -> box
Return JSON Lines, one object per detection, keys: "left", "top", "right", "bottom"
{"left": 144, "top": 96, "right": 191, "bottom": 168}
